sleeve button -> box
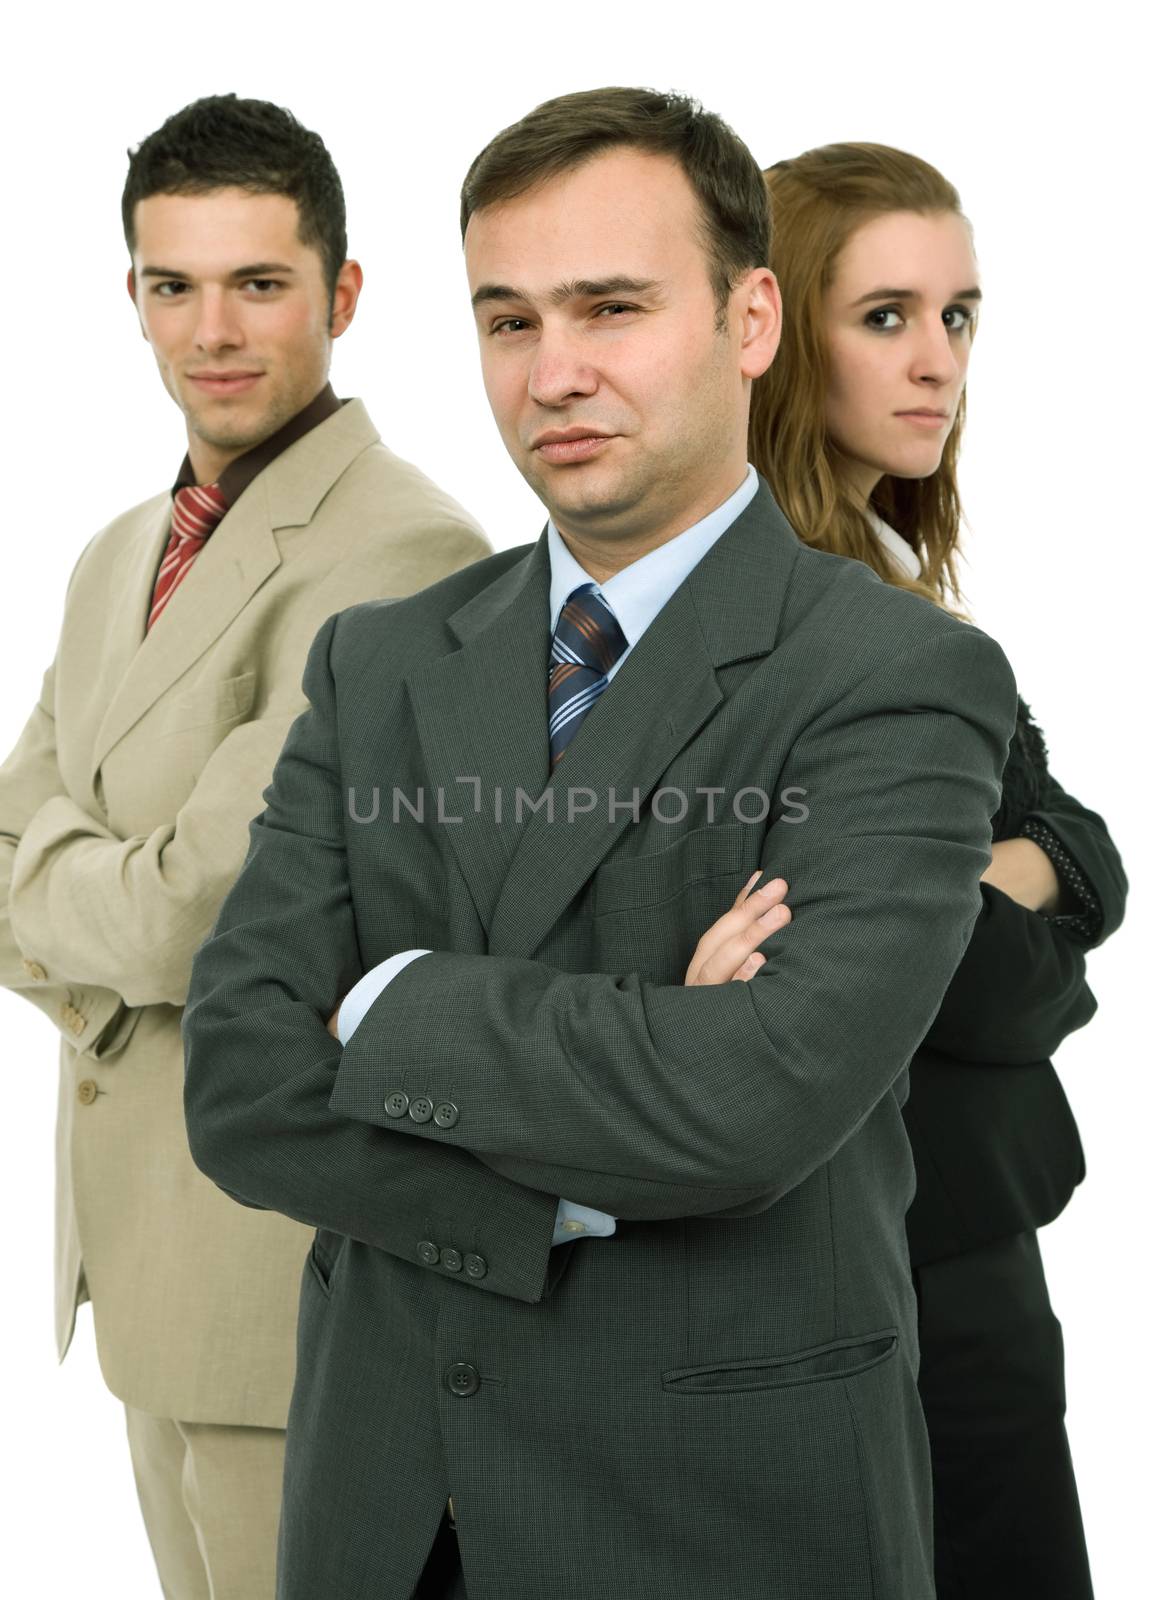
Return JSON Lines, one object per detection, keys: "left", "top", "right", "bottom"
{"left": 463, "top": 1254, "right": 487, "bottom": 1280}
{"left": 417, "top": 1240, "right": 440, "bottom": 1266}
{"left": 383, "top": 1091, "right": 409, "bottom": 1119}
{"left": 408, "top": 1096, "right": 434, "bottom": 1124}
{"left": 432, "top": 1102, "right": 459, "bottom": 1129}
{"left": 441, "top": 1247, "right": 463, "bottom": 1272}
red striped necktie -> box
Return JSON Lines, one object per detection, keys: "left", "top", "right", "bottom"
{"left": 147, "top": 482, "right": 228, "bottom": 632}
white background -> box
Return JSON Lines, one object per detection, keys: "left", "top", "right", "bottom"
{"left": 2, "top": 4, "right": 1142, "bottom": 1594}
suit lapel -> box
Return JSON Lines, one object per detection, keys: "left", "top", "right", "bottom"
{"left": 407, "top": 537, "right": 553, "bottom": 937}
{"left": 408, "top": 483, "right": 802, "bottom": 959}
{"left": 90, "top": 400, "right": 381, "bottom": 782}
{"left": 90, "top": 480, "right": 281, "bottom": 776}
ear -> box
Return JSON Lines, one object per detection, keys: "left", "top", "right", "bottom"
{"left": 737, "top": 267, "right": 782, "bottom": 381}
{"left": 330, "top": 259, "right": 364, "bottom": 339}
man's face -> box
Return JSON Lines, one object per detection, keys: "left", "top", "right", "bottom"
{"left": 129, "top": 188, "right": 360, "bottom": 478}
{"left": 464, "top": 147, "right": 779, "bottom": 550}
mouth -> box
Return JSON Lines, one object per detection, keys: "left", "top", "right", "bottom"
{"left": 895, "top": 409, "right": 949, "bottom": 429}
{"left": 187, "top": 371, "right": 264, "bottom": 397}
{"left": 531, "top": 429, "right": 614, "bottom": 465}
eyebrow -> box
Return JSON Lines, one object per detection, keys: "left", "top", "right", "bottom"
{"left": 138, "top": 262, "right": 298, "bottom": 281}
{"left": 850, "top": 285, "right": 983, "bottom": 307}
{"left": 471, "top": 275, "right": 665, "bottom": 310}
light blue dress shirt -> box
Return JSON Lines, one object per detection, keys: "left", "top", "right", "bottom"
{"left": 337, "top": 464, "right": 760, "bottom": 1245}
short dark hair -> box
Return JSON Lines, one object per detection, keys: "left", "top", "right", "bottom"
{"left": 460, "top": 87, "right": 771, "bottom": 329}
{"left": 122, "top": 94, "right": 347, "bottom": 302}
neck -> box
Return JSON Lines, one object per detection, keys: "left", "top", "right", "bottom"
{"left": 552, "top": 461, "right": 748, "bottom": 586}
{"left": 186, "top": 436, "right": 244, "bottom": 486}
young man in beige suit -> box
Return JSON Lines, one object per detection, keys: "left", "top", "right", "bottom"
{"left": 0, "top": 94, "right": 489, "bottom": 1598}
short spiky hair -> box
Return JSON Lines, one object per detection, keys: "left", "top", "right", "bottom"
{"left": 122, "top": 94, "right": 347, "bottom": 300}
{"left": 460, "top": 87, "right": 771, "bottom": 328}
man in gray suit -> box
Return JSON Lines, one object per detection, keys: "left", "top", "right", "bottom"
{"left": 184, "top": 88, "right": 1016, "bottom": 1598}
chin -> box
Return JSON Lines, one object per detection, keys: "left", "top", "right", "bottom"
{"left": 880, "top": 450, "right": 946, "bottom": 483}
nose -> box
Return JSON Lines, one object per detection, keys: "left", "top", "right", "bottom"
{"left": 527, "top": 323, "right": 598, "bottom": 408}
{"left": 908, "top": 316, "right": 961, "bottom": 388}
{"left": 193, "top": 286, "right": 244, "bottom": 355}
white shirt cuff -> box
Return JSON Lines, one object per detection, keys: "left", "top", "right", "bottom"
{"left": 553, "top": 1198, "right": 617, "bottom": 1246}
{"left": 336, "top": 950, "right": 431, "bottom": 1045}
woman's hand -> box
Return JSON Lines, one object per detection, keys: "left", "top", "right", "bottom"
{"left": 685, "top": 871, "right": 791, "bottom": 986}
{"left": 981, "top": 838, "right": 1061, "bottom": 915}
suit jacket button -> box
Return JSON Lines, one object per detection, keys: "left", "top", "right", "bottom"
{"left": 408, "top": 1096, "right": 434, "bottom": 1124}
{"left": 77, "top": 1080, "right": 98, "bottom": 1106}
{"left": 445, "top": 1362, "right": 480, "bottom": 1397}
{"left": 433, "top": 1101, "right": 459, "bottom": 1129}
{"left": 441, "top": 1247, "right": 463, "bottom": 1272}
{"left": 384, "top": 1091, "right": 409, "bottom": 1119}
{"left": 417, "top": 1240, "right": 440, "bottom": 1266}
{"left": 463, "top": 1254, "right": 487, "bottom": 1280}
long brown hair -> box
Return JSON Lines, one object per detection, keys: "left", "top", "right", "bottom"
{"left": 748, "top": 142, "right": 971, "bottom": 610}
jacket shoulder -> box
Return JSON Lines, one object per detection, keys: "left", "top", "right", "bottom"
{"left": 63, "top": 490, "right": 170, "bottom": 594}
{"left": 334, "top": 441, "right": 488, "bottom": 543}
{"left": 786, "top": 540, "right": 1010, "bottom": 683}
{"left": 326, "top": 543, "right": 533, "bottom": 672}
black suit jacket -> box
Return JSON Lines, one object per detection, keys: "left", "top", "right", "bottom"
{"left": 905, "top": 711, "right": 1127, "bottom": 1266}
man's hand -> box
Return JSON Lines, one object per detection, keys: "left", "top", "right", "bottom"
{"left": 981, "top": 838, "right": 1060, "bottom": 915}
{"left": 685, "top": 871, "right": 790, "bottom": 986}
{"left": 325, "top": 1006, "right": 341, "bottom": 1040}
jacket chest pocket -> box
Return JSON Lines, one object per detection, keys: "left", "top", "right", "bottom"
{"left": 592, "top": 822, "right": 762, "bottom": 979}
{"left": 154, "top": 671, "right": 257, "bottom": 735}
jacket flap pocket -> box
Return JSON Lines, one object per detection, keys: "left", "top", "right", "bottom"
{"left": 662, "top": 1329, "right": 898, "bottom": 1395}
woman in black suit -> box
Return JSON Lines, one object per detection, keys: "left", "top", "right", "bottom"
{"left": 747, "top": 142, "right": 1127, "bottom": 1598}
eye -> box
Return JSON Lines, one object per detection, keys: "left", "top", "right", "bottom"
{"left": 244, "top": 279, "right": 283, "bottom": 295}
{"left": 594, "top": 302, "right": 637, "bottom": 319}
{"left": 490, "top": 317, "right": 532, "bottom": 336}
{"left": 943, "top": 304, "right": 977, "bottom": 332}
{"left": 153, "top": 280, "right": 190, "bottom": 298}
{"left": 863, "top": 306, "right": 905, "bottom": 331}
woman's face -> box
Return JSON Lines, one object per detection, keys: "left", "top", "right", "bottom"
{"left": 821, "top": 209, "right": 980, "bottom": 497}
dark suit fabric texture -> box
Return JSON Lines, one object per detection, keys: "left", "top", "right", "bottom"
{"left": 903, "top": 700, "right": 1125, "bottom": 1599}
{"left": 184, "top": 487, "right": 1018, "bottom": 1600}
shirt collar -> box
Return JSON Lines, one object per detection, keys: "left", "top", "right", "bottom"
{"left": 171, "top": 381, "right": 344, "bottom": 508}
{"left": 547, "top": 464, "right": 759, "bottom": 644}
{"left": 865, "top": 507, "right": 923, "bottom": 580}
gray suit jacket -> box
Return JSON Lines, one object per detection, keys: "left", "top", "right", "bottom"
{"left": 184, "top": 483, "right": 1016, "bottom": 1597}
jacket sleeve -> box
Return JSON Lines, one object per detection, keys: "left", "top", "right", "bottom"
{"left": 329, "top": 623, "right": 1018, "bottom": 1221}
{"left": 921, "top": 761, "right": 1124, "bottom": 1064}
{"left": 183, "top": 613, "right": 562, "bottom": 1305}
{"left": 0, "top": 655, "right": 136, "bottom": 1059}
{"left": 7, "top": 691, "right": 316, "bottom": 1009}
{"left": 1023, "top": 772, "right": 1128, "bottom": 948}
{"left": 917, "top": 883, "right": 1096, "bottom": 1065}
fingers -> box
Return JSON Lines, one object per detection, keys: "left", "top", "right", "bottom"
{"left": 685, "top": 873, "right": 791, "bottom": 987}
{"left": 691, "top": 872, "right": 788, "bottom": 970}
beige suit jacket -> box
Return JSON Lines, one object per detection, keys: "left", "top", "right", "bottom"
{"left": 0, "top": 399, "right": 490, "bottom": 1425}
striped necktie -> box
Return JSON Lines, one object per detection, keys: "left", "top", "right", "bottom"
{"left": 147, "top": 482, "right": 228, "bottom": 632}
{"left": 548, "top": 583, "right": 628, "bottom": 770}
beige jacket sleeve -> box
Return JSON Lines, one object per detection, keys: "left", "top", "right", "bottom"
{"left": 0, "top": 656, "right": 135, "bottom": 1057}
{"left": 7, "top": 684, "right": 312, "bottom": 1010}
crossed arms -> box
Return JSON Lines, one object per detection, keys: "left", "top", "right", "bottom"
{"left": 182, "top": 604, "right": 1019, "bottom": 1293}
